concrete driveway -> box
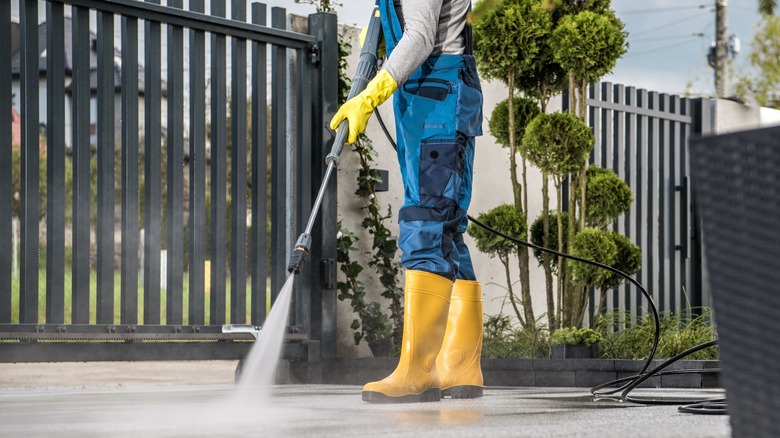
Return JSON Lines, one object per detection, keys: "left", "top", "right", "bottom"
{"left": 0, "top": 361, "right": 730, "bottom": 437}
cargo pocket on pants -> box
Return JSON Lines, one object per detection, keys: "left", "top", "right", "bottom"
{"left": 419, "top": 137, "right": 466, "bottom": 206}
{"left": 455, "top": 68, "right": 483, "bottom": 137}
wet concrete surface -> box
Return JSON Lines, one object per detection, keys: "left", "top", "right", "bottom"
{"left": 0, "top": 361, "right": 730, "bottom": 437}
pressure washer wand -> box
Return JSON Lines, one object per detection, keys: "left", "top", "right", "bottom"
{"left": 287, "top": 6, "right": 383, "bottom": 274}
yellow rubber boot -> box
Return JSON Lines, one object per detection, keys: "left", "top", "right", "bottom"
{"left": 362, "top": 270, "right": 453, "bottom": 403}
{"left": 436, "top": 279, "right": 484, "bottom": 398}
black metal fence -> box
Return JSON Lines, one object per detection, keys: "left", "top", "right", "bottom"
{"left": 570, "top": 83, "right": 712, "bottom": 322}
{"left": 0, "top": 0, "right": 339, "bottom": 362}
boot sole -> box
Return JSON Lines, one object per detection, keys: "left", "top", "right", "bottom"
{"left": 362, "top": 388, "right": 441, "bottom": 403}
{"left": 441, "top": 385, "right": 483, "bottom": 399}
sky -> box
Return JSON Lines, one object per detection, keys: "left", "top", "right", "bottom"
{"left": 264, "top": 0, "right": 764, "bottom": 97}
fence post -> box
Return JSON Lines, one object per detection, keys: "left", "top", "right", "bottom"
{"left": 308, "top": 11, "right": 339, "bottom": 359}
{"left": 689, "top": 97, "right": 713, "bottom": 312}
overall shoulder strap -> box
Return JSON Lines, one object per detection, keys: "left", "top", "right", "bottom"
{"left": 378, "top": 0, "right": 404, "bottom": 56}
{"left": 463, "top": 2, "right": 473, "bottom": 55}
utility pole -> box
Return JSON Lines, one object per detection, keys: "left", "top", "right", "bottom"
{"left": 715, "top": 0, "right": 729, "bottom": 97}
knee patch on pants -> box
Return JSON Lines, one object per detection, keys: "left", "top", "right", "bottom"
{"left": 399, "top": 205, "right": 465, "bottom": 281}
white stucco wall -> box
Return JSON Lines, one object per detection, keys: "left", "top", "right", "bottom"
{"left": 714, "top": 98, "right": 780, "bottom": 134}
{"left": 760, "top": 106, "right": 780, "bottom": 127}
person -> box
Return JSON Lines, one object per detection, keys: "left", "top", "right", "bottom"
{"left": 330, "top": 0, "right": 484, "bottom": 404}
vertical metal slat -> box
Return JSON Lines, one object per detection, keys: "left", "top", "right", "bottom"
{"left": 636, "top": 89, "right": 648, "bottom": 320}
{"left": 613, "top": 83, "right": 629, "bottom": 312}
{"left": 691, "top": 98, "right": 712, "bottom": 309}
{"left": 166, "top": 0, "right": 184, "bottom": 325}
{"left": 230, "top": 0, "right": 248, "bottom": 324}
{"left": 143, "top": 1, "right": 163, "bottom": 324}
{"left": 270, "top": 6, "right": 288, "bottom": 302}
{"left": 96, "top": 10, "right": 116, "bottom": 325}
{"left": 602, "top": 82, "right": 612, "bottom": 171}
{"left": 250, "top": 3, "right": 268, "bottom": 326}
{"left": 19, "top": 0, "right": 40, "bottom": 324}
{"left": 0, "top": 0, "right": 14, "bottom": 322}
{"left": 662, "top": 94, "right": 671, "bottom": 311}
{"left": 668, "top": 96, "right": 684, "bottom": 309}
{"left": 121, "top": 15, "right": 140, "bottom": 324}
{"left": 648, "top": 91, "right": 661, "bottom": 313}
{"left": 210, "top": 0, "right": 228, "bottom": 325}
{"left": 46, "top": 1, "right": 66, "bottom": 324}
{"left": 679, "top": 98, "right": 691, "bottom": 307}
{"left": 188, "top": 0, "right": 206, "bottom": 326}
{"left": 71, "top": 6, "right": 91, "bottom": 324}
{"left": 587, "top": 84, "right": 597, "bottom": 165}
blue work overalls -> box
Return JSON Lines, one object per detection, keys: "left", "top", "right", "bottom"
{"left": 378, "top": 0, "right": 483, "bottom": 281}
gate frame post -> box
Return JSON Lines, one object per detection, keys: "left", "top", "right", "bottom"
{"left": 307, "top": 12, "right": 339, "bottom": 360}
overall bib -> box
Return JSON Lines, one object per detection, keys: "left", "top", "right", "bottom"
{"left": 378, "top": 0, "right": 483, "bottom": 282}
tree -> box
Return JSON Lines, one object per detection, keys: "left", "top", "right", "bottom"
{"left": 734, "top": 15, "right": 780, "bottom": 108}
{"left": 543, "top": 2, "right": 627, "bottom": 328}
{"left": 759, "top": 0, "right": 776, "bottom": 16}
{"left": 473, "top": 0, "right": 631, "bottom": 331}
{"left": 530, "top": 210, "right": 569, "bottom": 274}
{"left": 566, "top": 229, "right": 640, "bottom": 324}
{"left": 585, "top": 165, "right": 632, "bottom": 230}
{"left": 550, "top": 8, "right": 627, "bottom": 119}
{"left": 488, "top": 96, "right": 541, "bottom": 148}
{"left": 521, "top": 112, "right": 593, "bottom": 328}
{"left": 474, "top": 0, "right": 555, "bottom": 330}
{"left": 593, "top": 231, "right": 641, "bottom": 317}
{"left": 548, "top": 5, "right": 626, "bottom": 235}
{"left": 567, "top": 167, "right": 639, "bottom": 324}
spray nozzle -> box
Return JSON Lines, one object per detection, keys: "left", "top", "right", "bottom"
{"left": 287, "top": 233, "right": 312, "bottom": 274}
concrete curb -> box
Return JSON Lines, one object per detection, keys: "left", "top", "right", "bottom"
{"left": 282, "top": 358, "right": 721, "bottom": 389}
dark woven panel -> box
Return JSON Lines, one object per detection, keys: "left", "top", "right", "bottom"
{"left": 691, "top": 125, "right": 780, "bottom": 438}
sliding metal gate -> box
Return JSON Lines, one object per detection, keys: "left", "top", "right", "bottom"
{"left": 569, "top": 82, "right": 712, "bottom": 321}
{"left": 0, "top": 0, "right": 339, "bottom": 362}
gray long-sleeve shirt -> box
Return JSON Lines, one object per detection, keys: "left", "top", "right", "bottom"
{"left": 383, "top": 0, "right": 471, "bottom": 86}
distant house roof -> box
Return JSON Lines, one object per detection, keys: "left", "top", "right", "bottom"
{"left": 10, "top": 17, "right": 167, "bottom": 96}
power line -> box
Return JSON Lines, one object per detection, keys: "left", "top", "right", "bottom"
{"left": 621, "top": 4, "right": 709, "bottom": 14}
{"left": 631, "top": 12, "right": 710, "bottom": 37}
{"left": 623, "top": 38, "right": 701, "bottom": 57}
{"left": 630, "top": 33, "right": 705, "bottom": 42}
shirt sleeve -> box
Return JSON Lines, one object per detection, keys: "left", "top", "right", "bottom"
{"left": 382, "top": 0, "right": 444, "bottom": 86}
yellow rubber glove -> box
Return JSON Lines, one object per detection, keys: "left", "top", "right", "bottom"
{"left": 329, "top": 69, "right": 398, "bottom": 144}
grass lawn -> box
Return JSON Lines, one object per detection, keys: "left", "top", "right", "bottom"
{"left": 9, "top": 261, "right": 270, "bottom": 325}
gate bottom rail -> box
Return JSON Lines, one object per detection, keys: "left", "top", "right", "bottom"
{"left": 0, "top": 324, "right": 312, "bottom": 363}
{"left": 0, "top": 324, "right": 307, "bottom": 342}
